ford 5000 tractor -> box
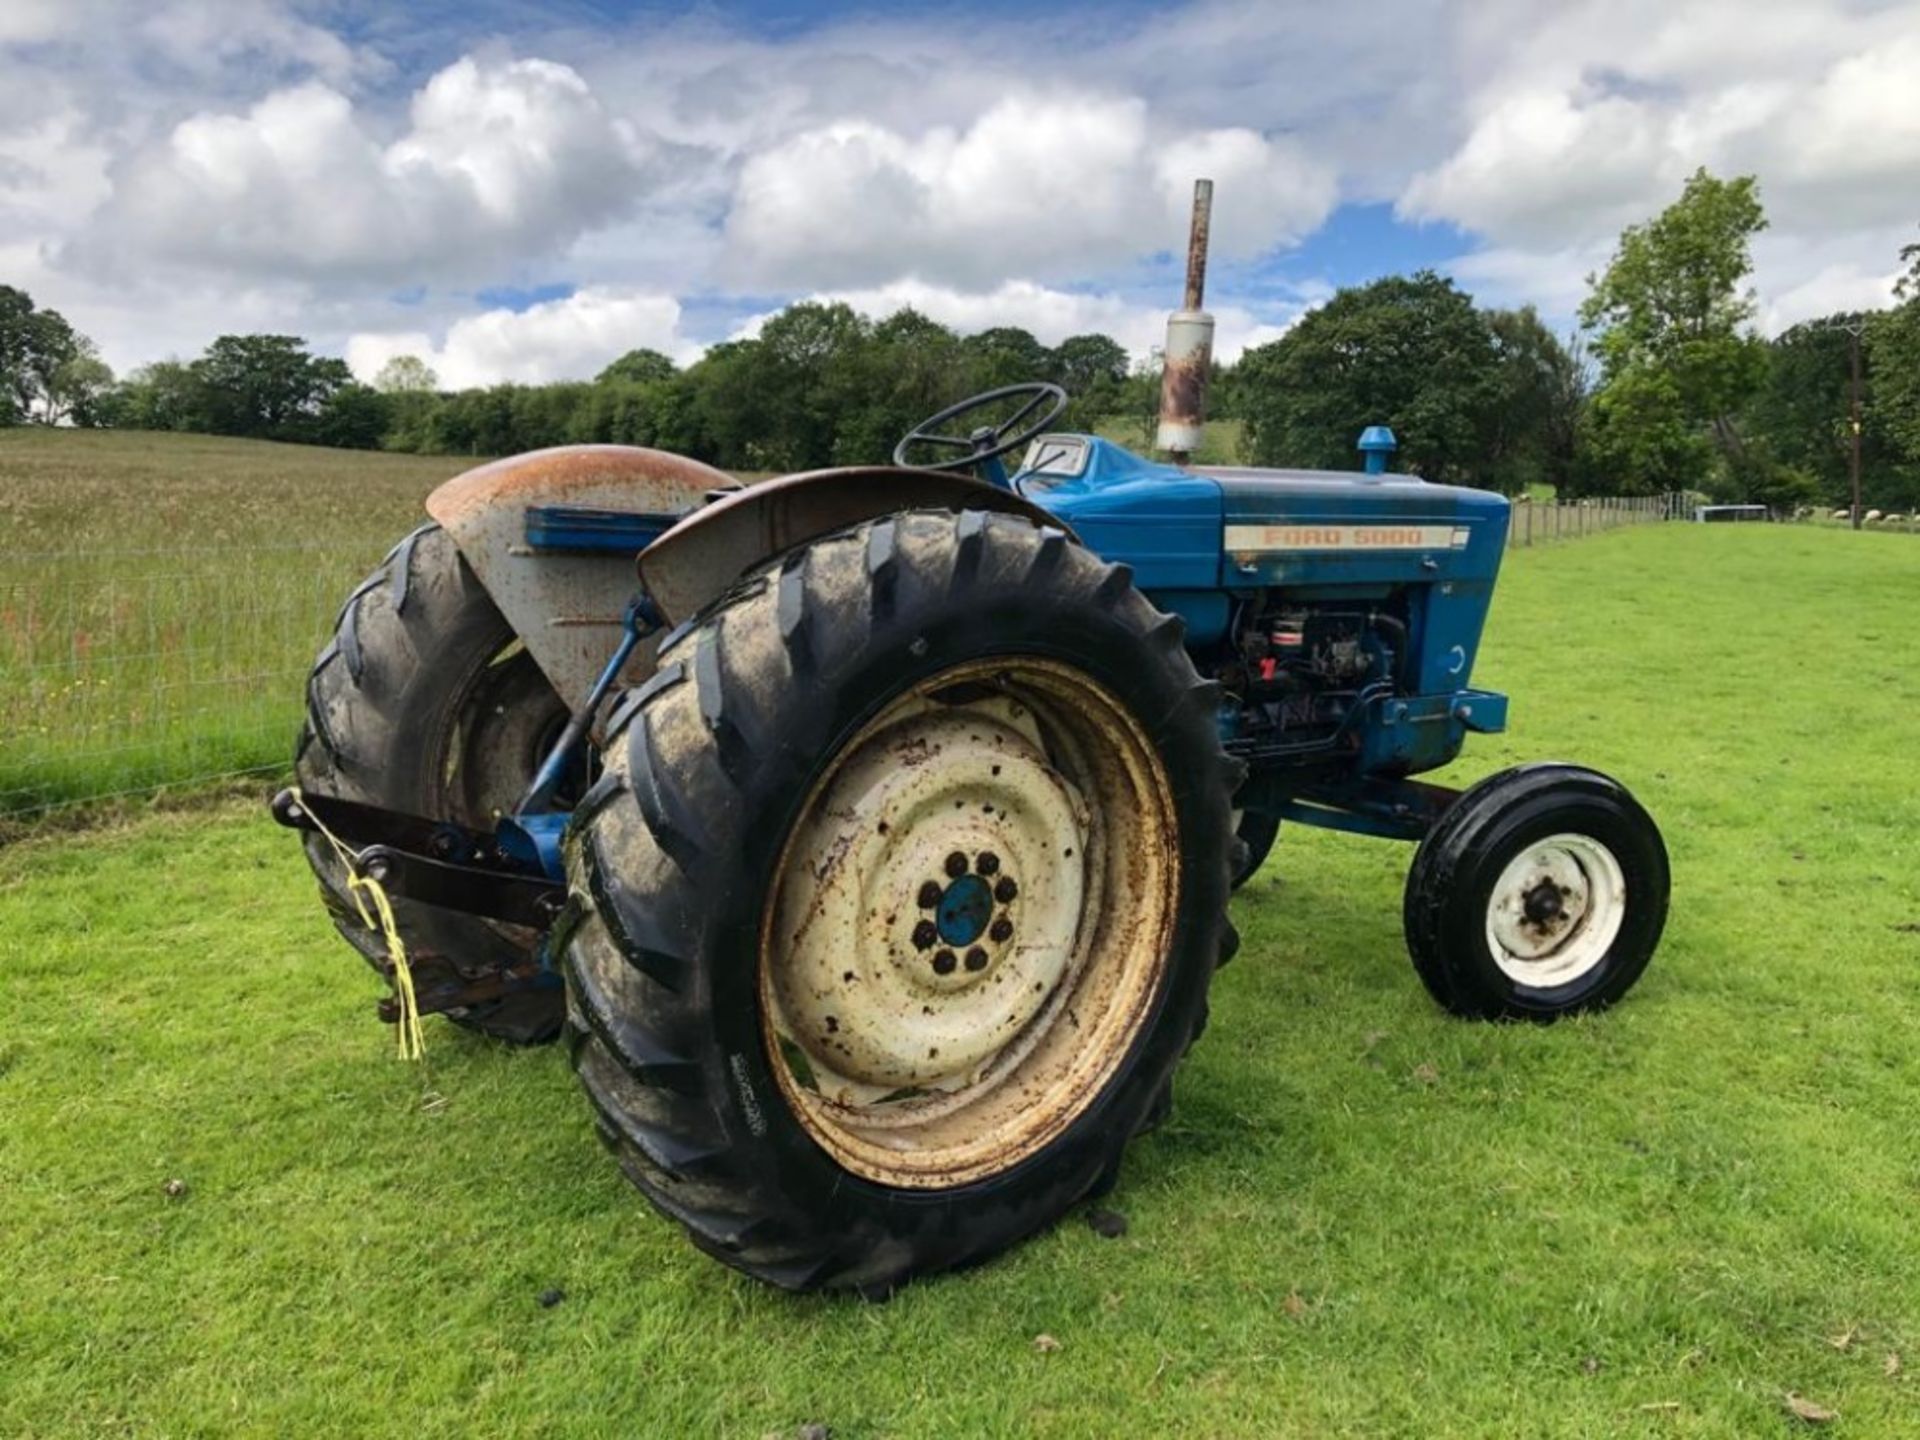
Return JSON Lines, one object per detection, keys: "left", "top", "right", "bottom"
{"left": 275, "top": 183, "right": 1668, "bottom": 1295}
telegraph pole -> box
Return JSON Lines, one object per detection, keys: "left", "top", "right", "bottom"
{"left": 1848, "top": 322, "right": 1863, "bottom": 530}
{"left": 1819, "top": 314, "right": 1869, "bottom": 529}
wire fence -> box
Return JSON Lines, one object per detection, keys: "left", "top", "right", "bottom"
{"left": 1, "top": 495, "right": 1675, "bottom": 826}
{"left": 1, "top": 542, "right": 385, "bottom": 824}
{"left": 1503, "top": 493, "right": 1677, "bottom": 547}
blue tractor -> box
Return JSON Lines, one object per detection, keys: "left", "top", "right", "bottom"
{"left": 275, "top": 189, "right": 1667, "bottom": 1295}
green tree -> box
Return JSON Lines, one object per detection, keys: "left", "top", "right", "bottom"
{"left": 596, "top": 348, "right": 677, "bottom": 386}
{"left": 1481, "top": 307, "right": 1586, "bottom": 495}
{"left": 822, "top": 308, "right": 966, "bottom": 466}
{"left": 1864, "top": 233, "right": 1920, "bottom": 509}
{"left": 313, "top": 383, "right": 392, "bottom": 449}
{"left": 1237, "top": 271, "right": 1500, "bottom": 485}
{"left": 1052, "top": 332, "right": 1129, "bottom": 432}
{"left": 691, "top": 303, "right": 876, "bottom": 470}
{"left": 1744, "top": 316, "right": 1911, "bottom": 509}
{"left": 373, "top": 354, "right": 438, "bottom": 394}
{"left": 191, "top": 335, "right": 352, "bottom": 440}
{"left": 1578, "top": 169, "right": 1768, "bottom": 493}
{"left": 45, "top": 344, "right": 115, "bottom": 426}
{"left": 0, "top": 286, "right": 104, "bottom": 425}
{"left": 961, "top": 327, "right": 1051, "bottom": 391}
{"left": 0, "top": 285, "right": 36, "bottom": 424}
{"left": 109, "top": 360, "right": 208, "bottom": 432}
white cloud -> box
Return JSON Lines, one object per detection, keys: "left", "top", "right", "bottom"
{"left": 70, "top": 56, "right": 655, "bottom": 284}
{"left": 738, "top": 278, "right": 1297, "bottom": 364}
{"left": 9, "top": 0, "right": 1920, "bottom": 380}
{"left": 1400, "top": 2, "right": 1920, "bottom": 246}
{"left": 346, "top": 286, "right": 696, "bottom": 389}
{"left": 722, "top": 93, "right": 1336, "bottom": 290}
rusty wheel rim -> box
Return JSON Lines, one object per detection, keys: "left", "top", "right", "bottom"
{"left": 759, "top": 657, "right": 1178, "bottom": 1189}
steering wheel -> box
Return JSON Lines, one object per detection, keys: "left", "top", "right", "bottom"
{"left": 893, "top": 382, "right": 1069, "bottom": 472}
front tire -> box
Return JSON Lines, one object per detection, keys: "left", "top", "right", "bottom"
{"left": 561, "top": 509, "right": 1239, "bottom": 1293}
{"left": 1402, "top": 764, "right": 1668, "bottom": 1020}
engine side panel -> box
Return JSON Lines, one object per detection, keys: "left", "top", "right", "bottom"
{"left": 1202, "top": 467, "right": 1511, "bottom": 696}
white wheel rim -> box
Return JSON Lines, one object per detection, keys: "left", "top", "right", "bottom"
{"left": 1483, "top": 832, "right": 1626, "bottom": 988}
{"left": 760, "top": 658, "right": 1177, "bottom": 1189}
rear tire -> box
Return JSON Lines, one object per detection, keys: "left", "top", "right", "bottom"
{"left": 295, "top": 523, "right": 568, "bottom": 1045}
{"left": 561, "top": 509, "right": 1239, "bottom": 1293}
{"left": 1402, "top": 764, "right": 1668, "bottom": 1021}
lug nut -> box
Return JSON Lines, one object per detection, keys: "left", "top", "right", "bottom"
{"left": 989, "top": 917, "right": 1013, "bottom": 943}
{"left": 945, "top": 851, "right": 969, "bottom": 878}
{"left": 976, "top": 851, "right": 1000, "bottom": 875}
{"left": 964, "top": 947, "right": 988, "bottom": 972}
{"left": 912, "top": 920, "right": 939, "bottom": 951}
{"left": 932, "top": 949, "right": 957, "bottom": 975}
{"left": 917, "top": 881, "right": 942, "bottom": 909}
{"left": 993, "top": 877, "right": 1018, "bottom": 904}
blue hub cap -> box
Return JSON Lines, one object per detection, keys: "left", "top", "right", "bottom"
{"left": 935, "top": 873, "right": 994, "bottom": 946}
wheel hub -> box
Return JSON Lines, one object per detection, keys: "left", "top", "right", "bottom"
{"left": 759, "top": 655, "right": 1178, "bottom": 1190}
{"left": 768, "top": 701, "right": 1086, "bottom": 1094}
{"left": 1485, "top": 833, "right": 1626, "bottom": 986}
{"left": 933, "top": 869, "right": 997, "bottom": 947}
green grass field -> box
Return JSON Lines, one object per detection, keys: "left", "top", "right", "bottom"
{"left": 1, "top": 430, "right": 475, "bottom": 814}
{"left": 1, "top": 427, "right": 1667, "bottom": 821}
{"left": 3, "top": 522, "right": 1916, "bottom": 1436}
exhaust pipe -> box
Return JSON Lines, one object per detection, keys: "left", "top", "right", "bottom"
{"left": 1156, "top": 178, "right": 1215, "bottom": 465}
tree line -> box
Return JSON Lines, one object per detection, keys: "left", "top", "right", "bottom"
{"left": 4, "top": 170, "right": 1917, "bottom": 510}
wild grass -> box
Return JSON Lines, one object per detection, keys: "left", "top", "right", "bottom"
{"left": 1, "top": 428, "right": 1669, "bottom": 819}
{"left": 0, "top": 431, "right": 471, "bottom": 813}
{"left": 2, "top": 522, "right": 1915, "bottom": 1436}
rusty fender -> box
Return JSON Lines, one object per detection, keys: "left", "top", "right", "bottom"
{"left": 425, "top": 445, "right": 729, "bottom": 708}
{"left": 636, "top": 466, "right": 1076, "bottom": 625}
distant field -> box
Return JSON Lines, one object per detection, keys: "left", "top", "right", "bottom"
{"left": 0, "top": 431, "right": 473, "bottom": 813}
{"left": 3, "top": 522, "right": 1916, "bottom": 1436}
{"left": 0, "top": 427, "right": 1652, "bottom": 816}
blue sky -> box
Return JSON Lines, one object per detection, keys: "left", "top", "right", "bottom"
{"left": 2, "top": 0, "right": 1914, "bottom": 386}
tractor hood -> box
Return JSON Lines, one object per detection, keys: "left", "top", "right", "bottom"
{"left": 1014, "top": 436, "right": 1511, "bottom": 593}
{"left": 1196, "top": 465, "right": 1510, "bottom": 590}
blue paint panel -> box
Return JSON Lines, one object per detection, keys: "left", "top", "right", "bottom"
{"left": 1206, "top": 468, "right": 1510, "bottom": 696}
{"left": 1014, "top": 436, "right": 1514, "bottom": 798}
{"left": 524, "top": 505, "right": 678, "bottom": 554}
{"left": 1019, "top": 440, "right": 1222, "bottom": 589}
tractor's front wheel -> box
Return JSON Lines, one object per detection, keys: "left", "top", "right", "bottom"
{"left": 1402, "top": 764, "right": 1668, "bottom": 1020}
{"left": 561, "top": 509, "right": 1238, "bottom": 1293}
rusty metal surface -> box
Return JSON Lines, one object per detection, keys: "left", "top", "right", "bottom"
{"left": 757, "top": 657, "right": 1177, "bottom": 1190}
{"left": 426, "top": 446, "right": 727, "bottom": 708}
{"left": 1182, "top": 177, "right": 1213, "bottom": 311}
{"left": 374, "top": 945, "right": 548, "bottom": 1023}
{"left": 1157, "top": 178, "right": 1216, "bottom": 462}
{"left": 1156, "top": 311, "right": 1214, "bottom": 458}
{"left": 636, "top": 467, "right": 1074, "bottom": 624}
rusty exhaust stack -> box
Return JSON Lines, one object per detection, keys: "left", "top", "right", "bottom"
{"left": 1156, "top": 178, "right": 1215, "bottom": 465}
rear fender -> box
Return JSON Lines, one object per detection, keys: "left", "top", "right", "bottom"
{"left": 636, "top": 466, "right": 1075, "bottom": 624}
{"left": 426, "top": 445, "right": 729, "bottom": 708}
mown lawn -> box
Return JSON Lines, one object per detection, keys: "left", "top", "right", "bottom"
{"left": 2, "top": 523, "right": 1917, "bottom": 1437}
